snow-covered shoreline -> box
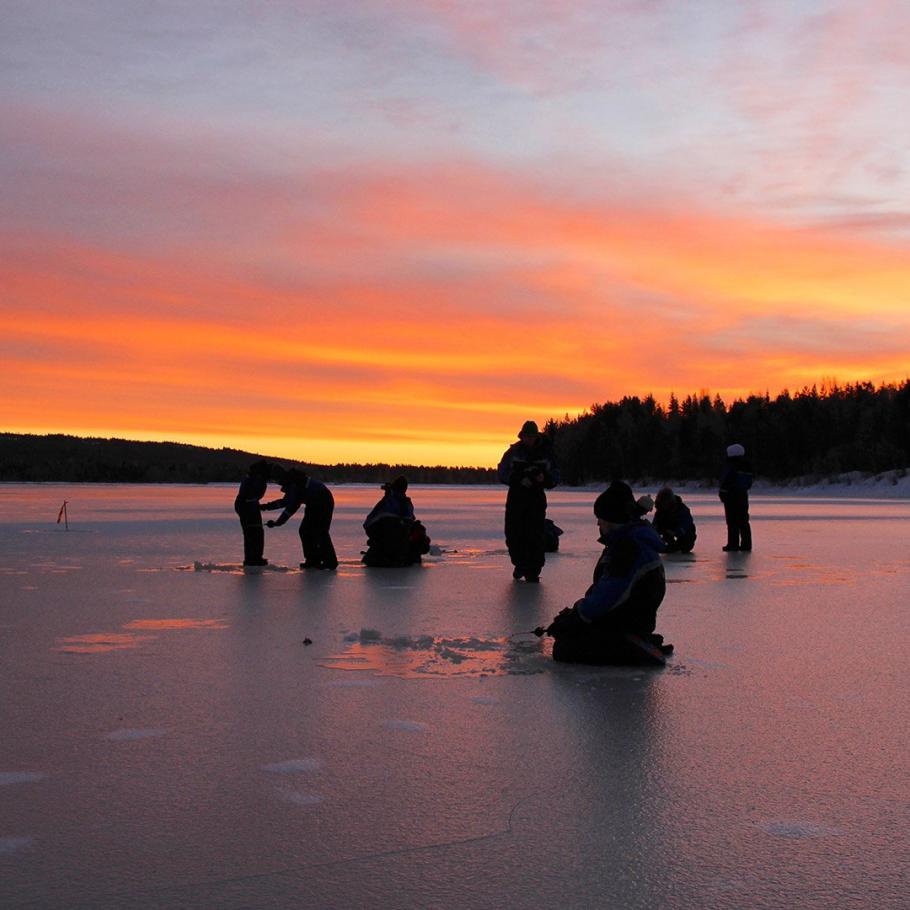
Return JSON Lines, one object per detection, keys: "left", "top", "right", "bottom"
{"left": 576, "top": 468, "right": 910, "bottom": 499}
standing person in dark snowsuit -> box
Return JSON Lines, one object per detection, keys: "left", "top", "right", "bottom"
{"left": 497, "top": 420, "right": 559, "bottom": 582}
{"left": 261, "top": 468, "right": 338, "bottom": 569}
{"left": 544, "top": 481, "right": 671, "bottom": 665}
{"left": 653, "top": 486, "right": 697, "bottom": 553}
{"left": 719, "top": 443, "right": 753, "bottom": 552}
{"left": 234, "top": 460, "right": 271, "bottom": 567}
{"left": 361, "top": 476, "right": 430, "bottom": 567}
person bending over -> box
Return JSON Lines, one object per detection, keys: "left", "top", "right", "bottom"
{"left": 261, "top": 468, "right": 338, "bottom": 570}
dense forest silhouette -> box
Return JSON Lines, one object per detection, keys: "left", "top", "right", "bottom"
{"left": 547, "top": 380, "right": 910, "bottom": 485}
{"left": 2, "top": 380, "right": 908, "bottom": 484}
{"left": 0, "top": 435, "right": 495, "bottom": 484}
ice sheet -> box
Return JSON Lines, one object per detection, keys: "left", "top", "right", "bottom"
{"left": 1, "top": 483, "right": 909, "bottom": 909}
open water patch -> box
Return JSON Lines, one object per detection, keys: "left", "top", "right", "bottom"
{"left": 124, "top": 618, "right": 228, "bottom": 631}
{"left": 54, "top": 632, "right": 155, "bottom": 654}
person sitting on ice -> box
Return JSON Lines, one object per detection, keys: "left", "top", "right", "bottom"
{"left": 261, "top": 467, "right": 338, "bottom": 570}
{"left": 544, "top": 481, "right": 672, "bottom": 666}
{"left": 361, "top": 476, "right": 430, "bottom": 567}
{"left": 652, "top": 486, "right": 697, "bottom": 553}
{"left": 543, "top": 517, "right": 564, "bottom": 553}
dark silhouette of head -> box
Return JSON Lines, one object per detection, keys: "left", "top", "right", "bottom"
{"left": 656, "top": 486, "right": 675, "bottom": 509}
{"left": 249, "top": 459, "right": 271, "bottom": 479}
{"left": 594, "top": 481, "right": 637, "bottom": 525}
{"left": 518, "top": 420, "right": 540, "bottom": 442}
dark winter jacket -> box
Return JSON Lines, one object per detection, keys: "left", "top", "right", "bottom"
{"left": 364, "top": 490, "right": 415, "bottom": 530}
{"left": 261, "top": 477, "right": 332, "bottom": 526}
{"left": 575, "top": 520, "right": 666, "bottom": 626}
{"left": 653, "top": 495, "right": 696, "bottom": 551}
{"left": 496, "top": 438, "right": 559, "bottom": 490}
{"left": 235, "top": 473, "right": 268, "bottom": 505}
{"left": 719, "top": 457, "right": 753, "bottom": 502}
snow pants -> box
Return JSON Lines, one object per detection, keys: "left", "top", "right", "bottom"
{"left": 299, "top": 491, "right": 337, "bottom": 569}
{"left": 722, "top": 494, "right": 752, "bottom": 550}
{"left": 504, "top": 487, "right": 547, "bottom": 578}
{"left": 234, "top": 498, "right": 264, "bottom": 564}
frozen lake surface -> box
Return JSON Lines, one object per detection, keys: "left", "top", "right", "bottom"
{"left": 1, "top": 483, "right": 909, "bottom": 909}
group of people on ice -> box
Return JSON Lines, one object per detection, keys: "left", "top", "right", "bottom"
{"left": 234, "top": 422, "right": 753, "bottom": 667}
{"left": 235, "top": 464, "right": 429, "bottom": 571}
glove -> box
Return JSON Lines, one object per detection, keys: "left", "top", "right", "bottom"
{"left": 266, "top": 520, "right": 276, "bottom": 528}
{"left": 546, "top": 607, "right": 577, "bottom": 638}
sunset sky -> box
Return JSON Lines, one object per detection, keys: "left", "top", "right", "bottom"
{"left": 2, "top": 1, "right": 909, "bottom": 466}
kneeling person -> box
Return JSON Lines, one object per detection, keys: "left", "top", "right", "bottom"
{"left": 362, "top": 476, "right": 430, "bottom": 567}
{"left": 545, "top": 481, "right": 671, "bottom": 666}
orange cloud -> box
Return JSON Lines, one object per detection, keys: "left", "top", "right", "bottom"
{"left": 3, "top": 138, "right": 910, "bottom": 466}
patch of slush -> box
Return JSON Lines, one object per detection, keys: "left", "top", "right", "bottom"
{"left": 383, "top": 719, "right": 428, "bottom": 732}
{"left": 261, "top": 758, "right": 320, "bottom": 774}
{"left": 323, "top": 629, "right": 548, "bottom": 678}
{"left": 758, "top": 820, "right": 841, "bottom": 838}
{"left": 0, "top": 836, "right": 33, "bottom": 855}
{"left": 190, "top": 561, "right": 294, "bottom": 573}
{"left": 105, "top": 728, "right": 167, "bottom": 741}
{"left": 0, "top": 772, "right": 45, "bottom": 786}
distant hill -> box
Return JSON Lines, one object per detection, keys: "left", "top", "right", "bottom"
{"left": 0, "top": 434, "right": 497, "bottom": 484}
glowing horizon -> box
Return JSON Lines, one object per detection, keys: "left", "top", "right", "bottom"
{"left": 2, "top": 2, "right": 909, "bottom": 467}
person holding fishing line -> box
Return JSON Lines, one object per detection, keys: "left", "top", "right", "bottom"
{"left": 261, "top": 467, "right": 338, "bottom": 570}
{"left": 541, "top": 481, "right": 672, "bottom": 665}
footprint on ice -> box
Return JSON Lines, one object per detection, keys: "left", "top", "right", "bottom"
{"left": 105, "top": 728, "right": 167, "bottom": 741}
{"left": 383, "top": 720, "right": 428, "bottom": 732}
{"left": 280, "top": 791, "right": 324, "bottom": 807}
{"left": 0, "top": 772, "right": 45, "bottom": 786}
{"left": 261, "top": 758, "right": 320, "bottom": 774}
{"left": 0, "top": 836, "right": 33, "bottom": 855}
{"left": 758, "top": 820, "right": 839, "bottom": 838}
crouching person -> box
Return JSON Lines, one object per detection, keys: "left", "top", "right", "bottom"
{"left": 362, "top": 476, "right": 431, "bottom": 567}
{"left": 653, "top": 486, "right": 697, "bottom": 553}
{"left": 545, "top": 481, "right": 672, "bottom": 666}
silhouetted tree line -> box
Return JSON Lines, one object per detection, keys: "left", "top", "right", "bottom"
{"left": 0, "top": 434, "right": 496, "bottom": 484}
{"left": 547, "top": 380, "right": 910, "bottom": 485}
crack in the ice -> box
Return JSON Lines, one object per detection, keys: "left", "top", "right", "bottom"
{"left": 52, "top": 797, "right": 530, "bottom": 908}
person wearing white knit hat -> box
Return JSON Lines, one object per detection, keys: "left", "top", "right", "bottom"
{"left": 719, "top": 443, "right": 753, "bottom": 551}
